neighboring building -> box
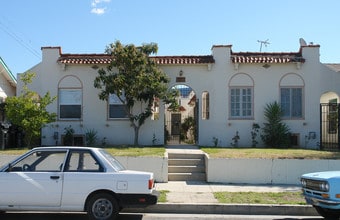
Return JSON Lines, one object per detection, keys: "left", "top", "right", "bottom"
{"left": 19, "top": 40, "right": 340, "bottom": 149}
{"left": 0, "top": 57, "right": 16, "bottom": 101}
{"left": 0, "top": 57, "right": 17, "bottom": 149}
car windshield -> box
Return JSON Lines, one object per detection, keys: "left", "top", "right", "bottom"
{"left": 99, "top": 149, "right": 125, "bottom": 171}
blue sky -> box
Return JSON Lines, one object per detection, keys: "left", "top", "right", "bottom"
{"left": 1, "top": 0, "right": 340, "bottom": 76}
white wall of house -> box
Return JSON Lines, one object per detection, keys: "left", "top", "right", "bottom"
{"left": 18, "top": 43, "right": 340, "bottom": 148}
{"left": 162, "top": 45, "right": 329, "bottom": 148}
{"left": 22, "top": 47, "right": 164, "bottom": 146}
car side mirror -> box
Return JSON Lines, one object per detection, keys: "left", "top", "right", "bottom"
{"left": 6, "top": 163, "right": 12, "bottom": 172}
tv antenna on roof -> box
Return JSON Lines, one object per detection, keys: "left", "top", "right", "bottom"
{"left": 257, "top": 39, "right": 270, "bottom": 52}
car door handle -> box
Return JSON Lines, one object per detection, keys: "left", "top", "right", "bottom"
{"left": 50, "top": 176, "right": 60, "bottom": 180}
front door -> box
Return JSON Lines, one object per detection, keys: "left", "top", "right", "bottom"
{"left": 171, "top": 113, "right": 181, "bottom": 136}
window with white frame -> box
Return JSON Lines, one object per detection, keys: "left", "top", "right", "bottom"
{"left": 108, "top": 93, "right": 128, "bottom": 119}
{"left": 280, "top": 87, "right": 303, "bottom": 119}
{"left": 59, "top": 89, "right": 82, "bottom": 119}
{"left": 230, "top": 87, "right": 253, "bottom": 118}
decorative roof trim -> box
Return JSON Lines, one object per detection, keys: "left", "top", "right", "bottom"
{"left": 58, "top": 54, "right": 215, "bottom": 65}
{"left": 153, "top": 56, "right": 215, "bottom": 65}
{"left": 231, "top": 51, "right": 305, "bottom": 64}
{"left": 58, "top": 54, "right": 112, "bottom": 64}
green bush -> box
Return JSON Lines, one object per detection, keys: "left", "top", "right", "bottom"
{"left": 261, "top": 102, "right": 290, "bottom": 148}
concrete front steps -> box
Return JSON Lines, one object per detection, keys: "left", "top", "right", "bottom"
{"left": 168, "top": 152, "right": 206, "bottom": 181}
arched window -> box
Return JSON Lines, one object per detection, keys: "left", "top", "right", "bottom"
{"left": 202, "top": 91, "right": 209, "bottom": 120}
{"left": 229, "top": 73, "right": 254, "bottom": 119}
{"left": 58, "top": 76, "right": 82, "bottom": 120}
{"left": 279, "top": 73, "right": 304, "bottom": 119}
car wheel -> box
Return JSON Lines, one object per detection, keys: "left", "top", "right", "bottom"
{"left": 87, "top": 193, "right": 119, "bottom": 220}
{"left": 314, "top": 206, "right": 340, "bottom": 220}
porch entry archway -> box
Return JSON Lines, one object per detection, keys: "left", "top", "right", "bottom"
{"left": 320, "top": 92, "right": 340, "bottom": 150}
{"left": 165, "top": 84, "right": 198, "bottom": 145}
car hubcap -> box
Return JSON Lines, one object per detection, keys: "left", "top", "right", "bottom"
{"left": 92, "top": 198, "right": 113, "bottom": 219}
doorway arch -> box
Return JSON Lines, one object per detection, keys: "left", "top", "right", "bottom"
{"left": 165, "top": 84, "right": 198, "bottom": 145}
{"left": 320, "top": 91, "right": 340, "bottom": 150}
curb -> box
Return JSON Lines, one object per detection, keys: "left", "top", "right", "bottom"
{"left": 123, "top": 203, "right": 318, "bottom": 216}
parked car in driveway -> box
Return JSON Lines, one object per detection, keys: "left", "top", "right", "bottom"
{"left": 0, "top": 146, "right": 158, "bottom": 220}
{"left": 301, "top": 171, "right": 340, "bottom": 220}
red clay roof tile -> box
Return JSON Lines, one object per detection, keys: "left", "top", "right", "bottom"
{"left": 231, "top": 52, "right": 305, "bottom": 63}
{"left": 58, "top": 54, "right": 215, "bottom": 65}
{"left": 57, "top": 51, "right": 305, "bottom": 65}
{"left": 153, "top": 56, "right": 215, "bottom": 64}
{"left": 58, "top": 54, "right": 112, "bottom": 64}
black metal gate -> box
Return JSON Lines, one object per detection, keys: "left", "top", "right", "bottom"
{"left": 169, "top": 113, "right": 181, "bottom": 144}
{"left": 164, "top": 101, "right": 198, "bottom": 145}
{"left": 320, "top": 103, "right": 340, "bottom": 150}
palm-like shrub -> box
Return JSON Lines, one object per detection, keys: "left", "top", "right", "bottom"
{"left": 261, "top": 102, "right": 290, "bottom": 148}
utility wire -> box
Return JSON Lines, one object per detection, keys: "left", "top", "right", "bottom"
{"left": 0, "top": 17, "right": 40, "bottom": 59}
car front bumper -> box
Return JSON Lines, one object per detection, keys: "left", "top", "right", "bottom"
{"left": 303, "top": 192, "right": 340, "bottom": 209}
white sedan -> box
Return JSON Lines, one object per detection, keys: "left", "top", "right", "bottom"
{"left": 0, "top": 146, "right": 158, "bottom": 220}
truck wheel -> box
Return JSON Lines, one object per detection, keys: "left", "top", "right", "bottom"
{"left": 87, "top": 193, "right": 119, "bottom": 220}
{"left": 314, "top": 206, "right": 340, "bottom": 220}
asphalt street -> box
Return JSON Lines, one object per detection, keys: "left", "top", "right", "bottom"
{"left": 0, "top": 212, "right": 322, "bottom": 220}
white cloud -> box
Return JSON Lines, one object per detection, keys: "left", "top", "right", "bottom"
{"left": 91, "top": 7, "right": 106, "bottom": 15}
{"left": 91, "top": 0, "right": 111, "bottom": 15}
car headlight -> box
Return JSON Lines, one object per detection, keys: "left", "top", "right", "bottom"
{"left": 320, "top": 182, "right": 329, "bottom": 192}
{"left": 301, "top": 178, "right": 307, "bottom": 187}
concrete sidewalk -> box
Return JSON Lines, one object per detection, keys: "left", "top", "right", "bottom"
{"left": 126, "top": 145, "right": 318, "bottom": 216}
{"left": 155, "top": 181, "right": 301, "bottom": 204}
{"left": 125, "top": 181, "right": 317, "bottom": 216}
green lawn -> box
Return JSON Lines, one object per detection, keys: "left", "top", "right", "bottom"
{"left": 0, "top": 146, "right": 166, "bottom": 157}
{"left": 158, "top": 190, "right": 168, "bottom": 203}
{"left": 214, "top": 191, "right": 306, "bottom": 205}
{"left": 200, "top": 147, "right": 340, "bottom": 159}
{"left": 103, "top": 146, "right": 165, "bottom": 157}
{"left": 158, "top": 190, "right": 305, "bottom": 205}
{"left": 2, "top": 146, "right": 340, "bottom": 159}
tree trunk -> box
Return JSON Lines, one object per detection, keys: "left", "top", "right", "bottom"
{"left": 134, "top": 125, "right": 140, "bottom": 146}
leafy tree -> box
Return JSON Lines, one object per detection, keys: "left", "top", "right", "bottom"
{"left": 94, "top": 41, "right": 178, "bottom": 146}
{"left": 261, "top": 101, "right": 290, "bottom": 148}
{"left": 5, "top": 72, "right": 57, "bottom": 147}
{"left": 181, "top": 116, "right": 196, "bottom": 142}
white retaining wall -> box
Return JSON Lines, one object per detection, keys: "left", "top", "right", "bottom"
{"left": 206, "top": 155, "right": 340, "bottom": 185}
{"left": 115, "top": 156, "right": 168, "bottom": 183}
{"left": 0, "top": 155, "right": 168, "bottom": 183}
{"left": 2, "top": 154, "right": 339, "bottom": 185}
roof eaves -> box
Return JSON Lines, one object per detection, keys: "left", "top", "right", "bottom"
{"left": 0, "top": 57, "right": 17, "bottom": 86}
{"left": 57, "top": 54, "right": 215, "bottom": 65}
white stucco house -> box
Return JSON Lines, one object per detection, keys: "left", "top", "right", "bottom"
{"left": 18, "top": 40, "right": 340, "bottom": 149}
{"left": 0, "top": 57, "right": 16, "bottom": 101}
{"left": 0, "top": 57, "right": 17, "bottom": 148}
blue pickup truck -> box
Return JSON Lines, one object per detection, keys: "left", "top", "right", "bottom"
{"left": 301, "top": 171, "right": 340, "bottom": 220}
